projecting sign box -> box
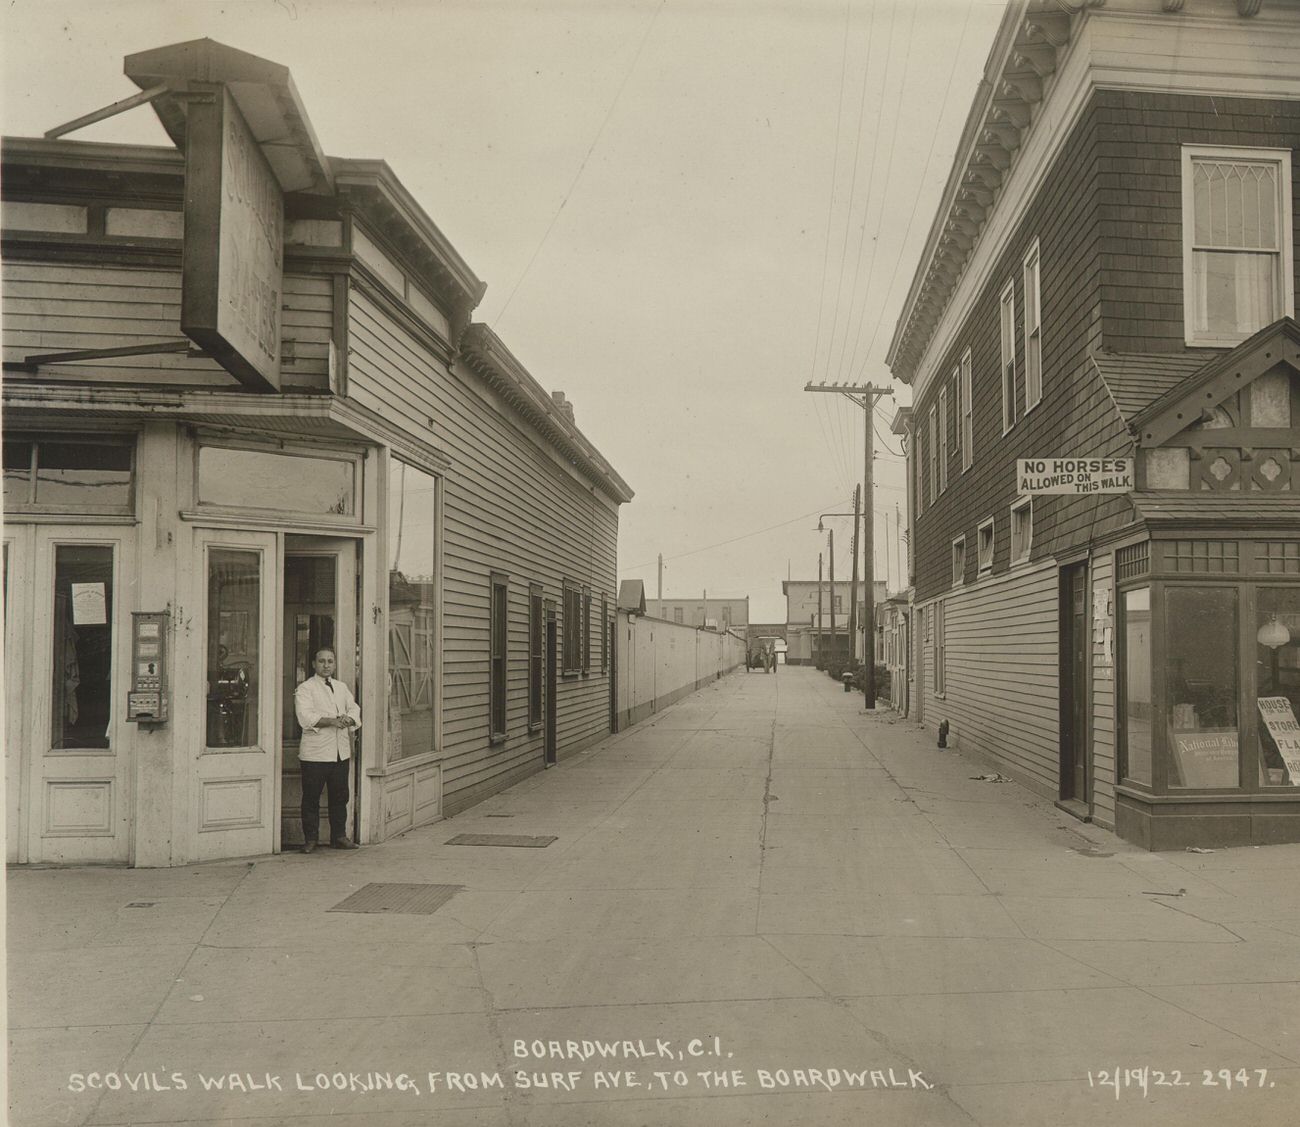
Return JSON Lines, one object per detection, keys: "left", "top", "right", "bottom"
{"left": 182, "top": 85, "right": 284, "bottom": 391}
{"left": 1017, "top": 458, "right": 1134, "bottom": 495}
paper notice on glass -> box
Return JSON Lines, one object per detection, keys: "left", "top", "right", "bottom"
{"left": 70, "top": 583, "right": 107, "bottom": 625}
{"left": 1258, "top": 697, "right": 1300, "bottom": 785}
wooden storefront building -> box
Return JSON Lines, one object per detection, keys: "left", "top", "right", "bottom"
{"left": 2, "top": 40, "right": 632, "bottom": 866}
{"left": 887, "top": 0, "right": 1300, "bottom": 849}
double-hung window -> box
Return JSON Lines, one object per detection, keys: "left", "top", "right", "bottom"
{"left": 938, "top": 386, "right": 949, "bottom": 494}
{"left": 1000, "top": 280, "right": 1016, "bottom": 432}
{"left": 1010, "top": 497, "right": 1033, "bottom": 564}
{"left": 1183, "top": 145, "right": 1294, "bottom": 346}
{"left": 951, "top": 536, "right": 966, "bottom": 588}
{"left": 977, "top": 517, "right": 995, "bottom": 574}
{"left": 582, "top": 588, "right": 592, "bottom": 673}
{"left": 915, "top": 425, "right": 925, "bottom": 517}
{"left": 928, "top": 406, "right": 938, "bottom": 504}
{"left": 960, "top": 349, "right": 973, "bottom": 471}
{"left": 528, "top": 584, "right": 543, "bottom": 729}
{"left": 562, "top": 582, "right": 582, "bottom": 673}
{"left": 1023, "top": 240, "right": 1042, "bottom": 410}
{"left": 489, "top": 574, "right": 508, "bottom": 738}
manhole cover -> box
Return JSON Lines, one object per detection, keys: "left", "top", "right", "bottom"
{"left": 328, "top": 883, "right": 462, "bottom": 915}
{"left": 446, "top": 833, "right": 557, "bottom": 848}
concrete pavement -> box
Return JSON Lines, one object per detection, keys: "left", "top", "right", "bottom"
{"left": 9, "top": 665, "right": 1300, "bottom": 1127}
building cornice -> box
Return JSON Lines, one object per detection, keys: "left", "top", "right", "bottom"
{"left": 886, "top": 0, "right": 1297, "bottom": 396}
{"left": 458, "top": 324, "right": 633, "bottom": 504}
{"left": 334, "top": 159, "right": 486, "bottom": 323}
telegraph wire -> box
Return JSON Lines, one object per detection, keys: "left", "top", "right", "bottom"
{"left": 859, "top": 0, "right": 977, "bottom": 370}
{"left": 823, "top": 0, "right": 882, "bottom": 386}
{"left": 808, "top": 0, "right": 854, "bottom": 387}
{"left": 832, "top": 0, "right": 893, "bottom": 383}
{"left": 841, "top": 0, "right": 918, "bottom": 384}
{"left": 492, "top": 0, "right": 665, "bottom": 330}
{"left": 623, "top": 501, "right": 849, "bottom": 573}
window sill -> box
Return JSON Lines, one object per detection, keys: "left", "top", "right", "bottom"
{"left": 5, "top": 511, "right": 137, "bottom": 524}
{"left": 488, "top": 734, "right": 507, "bottom": 747}
{"left": 1183, "top": 333, "right": 1248, "bottom": 350}
{"left": 367, "top": 748, "right": 443, "bottom": 777}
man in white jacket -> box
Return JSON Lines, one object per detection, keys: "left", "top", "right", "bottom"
{"left": 294, "top": 647, "right": 362, "bottom": 853}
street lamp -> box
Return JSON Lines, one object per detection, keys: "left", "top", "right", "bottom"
{"left": 819, "top": 511, "right": 858, "bottom": 670}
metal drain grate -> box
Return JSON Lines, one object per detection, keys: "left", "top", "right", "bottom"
{"left": 446, "top": 833, "right": 557, "bottom": 848}
{"left": 327, "top": 883, "right": 462, "bottom": 915}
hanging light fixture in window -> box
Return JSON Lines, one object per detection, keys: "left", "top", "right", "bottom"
{"left": 1258, "top": 615, "right": 1291, "bottom": 650}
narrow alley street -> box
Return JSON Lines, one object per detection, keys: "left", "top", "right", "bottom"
{"left": 10, "top": 666, "right": 1300, "bottom": 1127}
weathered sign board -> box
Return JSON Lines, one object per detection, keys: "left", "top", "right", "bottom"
{"left": 1169, "top": 729, "right": 1239, "bottom": 788}
{"left": 1017, "top": 458, "right": 1133, "bottom": 495}
{"left": 1258, "top": 696, "right": 1300, "bottom": 785}
{"left": 182, "top": 85, "right": 284, "bottom": 391}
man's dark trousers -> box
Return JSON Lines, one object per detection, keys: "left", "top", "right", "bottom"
{"left": 301, "top": 758, "right": 350, "bottom": 843}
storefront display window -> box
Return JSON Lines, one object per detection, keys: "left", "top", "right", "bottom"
{"left": 388, "top": 458, "right": 437, "bottom": 762}
{"left": 51, "top": 545, "right": 114, "bottom": 750}
{"left": 1122, "top": 586, "right": 1152, "bottom": 785}
{"left": 1166, "top": 586, "right": 1239, "bottom": 788}
{"left": 206, "top": 549, "right": 261, "bottom": 749}
{"left": 198, "top": 446, "right": 355, "bottom": 516}
{"left": 1257, "top": 587, "right": 1300, "bottom": 787}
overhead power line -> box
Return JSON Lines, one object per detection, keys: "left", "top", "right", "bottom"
{"left": 493, "top": 1, "right": 665, "bottom": 329}
{"left": 623, "top": 500, "right": 847, "bottom": 573}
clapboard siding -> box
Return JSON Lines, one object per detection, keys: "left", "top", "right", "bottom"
{"left": 1091, "top": 552, "right": 1117, "bottom": 828}
{"left": 940, "top": 562, "right": 1061, "bottom": 796}
{"left": 347, "top": 286, "right": 617, "bottom": 810}
{"left": 1, "top": 260, "right": 331, "bottom": 387}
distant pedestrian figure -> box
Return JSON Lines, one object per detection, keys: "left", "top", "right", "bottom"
{"left": 294, "top": 647, "right": 361, "bottom": 853}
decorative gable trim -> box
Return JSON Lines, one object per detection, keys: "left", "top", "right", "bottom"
{"left": 1131, "top": 317, "right": 1300, "bottom": 447}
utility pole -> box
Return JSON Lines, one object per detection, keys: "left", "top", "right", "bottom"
{"left": 657, "top": 554, "right": 663, "bottom": 610}
{"left": 828, "top": 527, "right": 836, "bottom": 665}
{"left": 895, "top": 504, "right": 904, "bottom": 591}
{"left": 817, "top": 552, "right": 824, "bottom": 669}
{"left": 805, "top": 380, "right": 894, "bottom": 708}
{"left": 849, "top": 484, "right": 860, "bottom": 665}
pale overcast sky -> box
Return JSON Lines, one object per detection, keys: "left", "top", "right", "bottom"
{"left": 2, "top": 0, "right": 1005, "bottom": 622}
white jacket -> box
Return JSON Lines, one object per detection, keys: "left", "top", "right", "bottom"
{"left": 294, "top": 675, "right": 362, "bottom": 762}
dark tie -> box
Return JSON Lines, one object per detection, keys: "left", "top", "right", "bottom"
{"left": 324, "top": 677, "right": 332, "bottom": 690}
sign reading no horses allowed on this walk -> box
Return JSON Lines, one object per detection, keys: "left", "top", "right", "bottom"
{"left": 1017, "top": 458, "right": 1134, "bottom": 495}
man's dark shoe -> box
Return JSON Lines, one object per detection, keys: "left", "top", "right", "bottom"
{"left": 302, "top": 840, "right": 317, "bottom": 855}
{"left": 330, "top": 838, "right": 359, "bottom": 850}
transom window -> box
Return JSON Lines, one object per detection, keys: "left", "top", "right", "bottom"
{"left": 5, "top": 435, "right": 133, "bottom": 514}
{"left": 1183, "top": 145, "right": 1294, "bottom": 346}
{"left": 198, "top": 445, "right": 357, "bottom": 518}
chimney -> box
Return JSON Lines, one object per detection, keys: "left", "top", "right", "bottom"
{"left": 551, "top": 390, "right": 575, "bottom": 424}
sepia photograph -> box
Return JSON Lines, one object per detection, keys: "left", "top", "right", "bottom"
{"left": 2, "top": 0, "right": 1298, "bottom": 1124}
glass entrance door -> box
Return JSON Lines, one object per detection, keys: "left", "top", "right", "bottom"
{"left": 24, "top": 529, "right": 134, "bottom": 864}
{"left": 192, "top": 529, "right": 278, "bottom": 862}
{"left": 281, "top": 537, "right": 358, "bottom": 847}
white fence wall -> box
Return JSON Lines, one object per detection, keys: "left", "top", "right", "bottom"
{"left": 614, "top": 613, "right": 746, "bottom": 730}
